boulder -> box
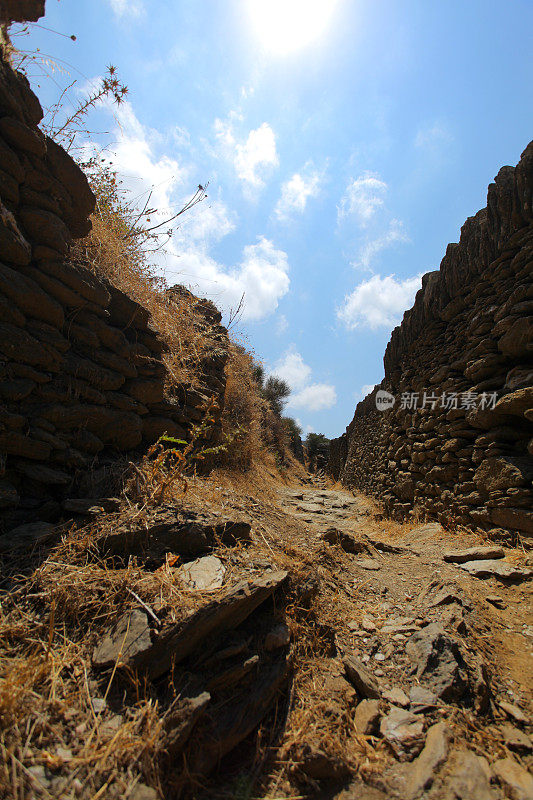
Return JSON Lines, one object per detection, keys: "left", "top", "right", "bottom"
{"left": 490, "top": 508, "right": 533, "bottom": 535}
{"left": 474, "top": 456, "right": 533, "bottom": 494}
{"left": 405, "top": 623, "right": 469, "bottom": 702}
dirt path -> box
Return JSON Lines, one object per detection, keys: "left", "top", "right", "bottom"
{"left": 272, "top": 484, "right": 533, "bottom": 798}
{"left": 3, "top": 475, "right": 531, "bottom": 800}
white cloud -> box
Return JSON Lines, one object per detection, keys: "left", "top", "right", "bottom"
{"left": 176, "top": 198, "right": 236, "bottom": 249}
{"left": 275, "top": 164, "right": 322, "bottom": 220}
{"left": 275, "top": 314, "right": 289, "bottom": 336}
{"left": 289, "top": 384, "right": 337, "bottom": 411}
{"left": 108, "top": 0, "right": 144, "bottom": 18}
{"left": 415, "top": 123, "right": 453, "bottom": 149}
{"left": 338, "top": 172, "right": 387, "bottom": 226}
{"left": 215, "top": 117, "right": 278, "bottom": 195}
{"left": 356, "top": 384, "right": 377, "bottom": 400}
{"left": 172, "top": 125, "right": 191, "bottom": 149}
{"left": 337, "top": 273, "right": 422, "bottom": 330}
{"left": 235, "top": 123, "right": 278, "bottom": 187}
{"left": 353, "top": 218, "right": 410, "bottom": 272}
{"left": 175, "top": 236, "right": 290, "bottom": 322}
{"left": 272, "top": 347, "right": 312, "bottom": 390}
{"left": 85, "top": 102, "right": 287, "bottom": 323}
{"left": 271, "top": 347, "right": 337, "bottom": 412}
{"left": 94, "top": 100, "right": 186, "bottom": 217}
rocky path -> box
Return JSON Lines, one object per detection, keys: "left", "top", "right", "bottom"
{"left": 273, "top": 485, "right": 533, "bottom": 799}
{"left": 3, "top": 479, "right": 531, "bottom": 800}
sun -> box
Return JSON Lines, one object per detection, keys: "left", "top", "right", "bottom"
{"left": 247, "top": 0, "right": 338, "bottom": 55}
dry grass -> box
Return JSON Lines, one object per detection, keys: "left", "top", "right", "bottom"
{"left": 70, "top": 164, "right": 215, "bottom": 391}
{"left": 0, "top": 457, "right": 357, "bottom": 799}
{"left": 218, "top": 344, "right": 267, "bottom": 471}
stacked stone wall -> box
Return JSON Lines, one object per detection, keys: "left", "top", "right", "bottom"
{"left": 0, "top": 32, "right": 228, "bottom": 525}
{"left": 330, "top": 143, "right": 533, "bottom": 545}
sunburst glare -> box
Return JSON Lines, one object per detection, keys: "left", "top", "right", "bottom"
{"left": 247, "top": 0, "right": 338, "bottom": 55}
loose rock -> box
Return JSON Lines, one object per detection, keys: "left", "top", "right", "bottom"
{"left": 343, "top": 655, "right": 381, "bottom": 699}
{"left": 92, "top": 610, "right": 152, "bottom": 669}
{"left": 177, "top": 555, "right": 226, "bottom": 590}
{"left": 443, "top": 545, "right": 505, "bottom": 563}
{"left": 405, "top": 721, "right": 450, "bottom": 798}
{"left": 499, "top": 723, "right": 533, "bottom": 754}
{"left": 379, "top": 707, "right": 425, "bottom": 761}
{"left": 383, "top": 687, "right": 410, "bottom": 708}
{"left": 409, "top": 686, "right": 438, "bottom": 713}
{"left": 264, "top": 622, "right": 291, "bottom": 651}
{"left": 444, "top": 751, "right": 497, "bottom": 800}
{"left": 492, "top": 757, "right": 533, "bottom": 800}
{"left": 354, "top": 699, "right": 381, "bottom": 735}
{"left": 498, "top": 701, "right": 530, "bottom": 726}
{"left": 458, "top": 560, "right": 533, "bottom": 581}
{"left": 319, "top": 527, "right": 366, "bottom": 553}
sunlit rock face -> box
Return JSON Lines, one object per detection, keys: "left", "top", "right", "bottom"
{"left": 330, "top": 141, "right": 533, "bottom": 546}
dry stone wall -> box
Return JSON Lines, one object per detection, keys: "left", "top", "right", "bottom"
{"left": 330, "top": 142, "right": 533, "bottom": 546}
{"left": 0, "top": 32, "right": 228, "bottom": 527}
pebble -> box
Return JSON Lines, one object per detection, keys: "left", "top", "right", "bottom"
{"left": 91, "top": 697, "right": 106, "bottom": 714}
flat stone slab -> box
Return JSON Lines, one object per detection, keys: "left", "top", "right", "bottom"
{"left": 93, "top": 609, "right": 152, "bottom": 668}
{"left": 356, "top": 558, "right": 381, "bottom": 570}
{"left": 409, "top": 685, "right": 438, "bottom": 713}
{"left": 0, "top": 522, "right": 55, "bottom": 552}
{"left": 133, "top": 570, "right": 289, "bottom": 680}
{"left": 498, "top": 701, "right": 530, "bottom": 725}
{"left": 405, "top": 722, "right": 450, "bottom": 798}
{"left": 296, "top": 502, "right": 324, "bottom": 513}
{"left": 492, "top": 757, "right": 533, "bottom": 800}
{"left": 443, "top": 545, "right": 505, "bottom": 563}
{"left": 458, "top": 559, "right": 533, "bottom": 580}
{"left": 177, "top": 555, "right": 225, "bottom": 590}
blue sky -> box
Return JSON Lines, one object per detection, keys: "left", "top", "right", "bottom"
{"left": 19, "top": 0, "right": 533, "bottom": 438}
